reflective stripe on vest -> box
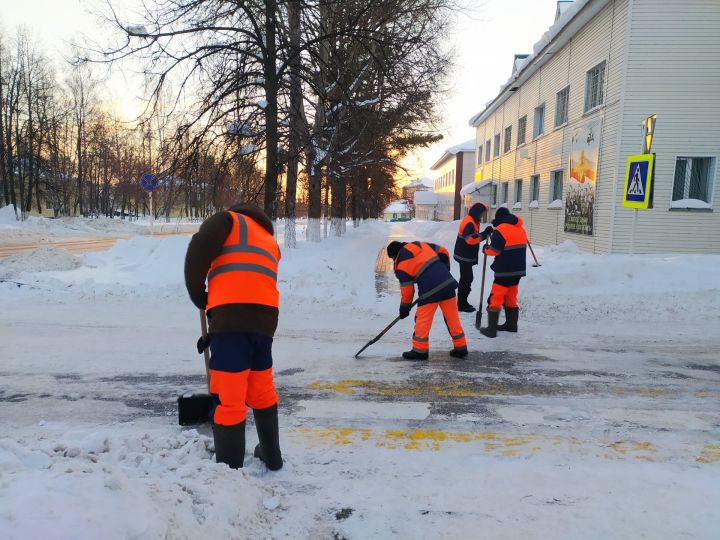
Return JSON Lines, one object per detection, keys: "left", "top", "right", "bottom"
{"left": 206, "top": 212, "right": 280, "bottom": 309}
{"left": 457, "top": 214, "right": 479, "bottom": 240}
{"left": 394, "top": 242, "right": 440, "bottom": 282}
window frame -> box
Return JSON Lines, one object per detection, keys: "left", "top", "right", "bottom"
{"left": 514, "top": 179, "right": 523, "bottom": 205}
{"left": 504, "top": 126, "right": 512, "bottom": 153}
{"left": 533, "top": 103, "right": 545, "bottom": 139}
{"left": 555, "top": 86, "right": 569, "bottom": 127}
{"left": 529, "top": 174, "right": 540, "bottom": 206}
{"left": 517, "top": 115, "right": 527, "bottom": 146}
{"left": 501, "top": 182, "right": 509, "bottom": 205}
{"left": 491, "top": 183, "right": 498, "bottom": 207}
{"left": 477, "top": 145, "right": 483, "bottom": 165}
{"left": 485, "top": 139, "right": 491, "bottom": 162}
{"left": 493, "top": 133, "right": 501, "bottom": 157}
{"left": 549, "top": 169, "right": 564, "bottom": 204}
{"left": 672, "top": 156, "right": 716, "bottom": 207}
{"left": 584, "top": 61, "right": 606, "bottom": 113}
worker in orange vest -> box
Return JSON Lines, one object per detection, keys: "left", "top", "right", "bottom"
{"left": 454, "top": 202, "right": 493, "bottom": 312}
{"left": 184, "top": 204, "right": 282, "bottom": 470}
{"left": 387, "top": 240, "right": 468, "bottom": 360}
{"left": 480, "top": 207, "right": 528, "bottom": 338}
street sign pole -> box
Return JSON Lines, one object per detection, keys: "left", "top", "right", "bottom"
{"left": 149, "top": 190, "right": 154, "bottom": 234}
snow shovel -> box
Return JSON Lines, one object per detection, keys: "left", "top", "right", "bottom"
{"left": 528, "top": 240, "right": 541, "bottom": 267}
{"left": 177, "top": 309, "right": 214, "bottom": 425}
{"left": 354, "top": 299, "right": 419, "bottom": 358}
{"left": 475, "top": 239, "right": 490, "bottom": 330}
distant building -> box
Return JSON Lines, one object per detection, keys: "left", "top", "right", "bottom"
{"left": 469, "top": 0, "right": 720, "bottom": 254}
{"left": 383, "top": 200, "right": 412, "bottom": 222}
{"left": 401, "top": 178, "right": 434, "bottom": 202}
{"left": 413, "top": 190, "right": 439, "bottom": 220}
{"left": 430, "top": 139, "right": 476, "bottom": 221}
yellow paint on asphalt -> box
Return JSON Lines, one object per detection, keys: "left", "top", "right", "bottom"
{"left": 696, "top": 444, "right": 720, "bottom": 464}
{"left": 308, "top": 378, "right": 709, "bottom": 399}
{"left": 289, "top": 427, "right": 678, "bottom": 462}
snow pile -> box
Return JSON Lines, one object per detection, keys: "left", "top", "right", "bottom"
{"left": 0, "top": 426, "right": 279, "bottom": 539}
{"left": 0, "top": 203, "right": 20, "bottom": 224}
{"left": 0, "top": 248, "right": 81, "bottom": 280}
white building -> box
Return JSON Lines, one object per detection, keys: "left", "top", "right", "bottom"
{"left": 469, "top": 0, "right": 720, "bottom": 254}
{"left": 382, "top": 200, "right": 412, "bottom": 222}
{"left": 430, "top": 139, "right": 476, "bottom": 221}
{"left": 413, "top": 190, "right": 439, "bottom": 220}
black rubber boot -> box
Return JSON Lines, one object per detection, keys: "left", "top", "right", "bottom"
{"left": 212, "top": 421, "right": 246, "bottom": 469}
{"left": 497, "top": 307, "right": 519, "bottom": 332}
{"left": 252, "top": 404, "right": 283, "bottom": 471}
{"left": 449, "top": 347, "right": 468, "bottom": 358}
{"left": 457, "top": 297, "right": 476, "bottom": 313}
{"left": 480, "top": 310, "right": 499, "bottom": 338}
{"left": 402, "top": 350, "right": 429, "bottom": 360}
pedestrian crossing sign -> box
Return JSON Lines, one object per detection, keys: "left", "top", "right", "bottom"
{"left": 622, "top": 154, "right": 654, "bottom": 209}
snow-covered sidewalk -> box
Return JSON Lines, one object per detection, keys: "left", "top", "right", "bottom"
{"left": 1, "top": 218, "right": 719, "bottom": 539}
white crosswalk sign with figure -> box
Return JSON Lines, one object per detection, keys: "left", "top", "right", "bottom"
{"left": 623, "top": 154, "right": 654, "bottom": 209}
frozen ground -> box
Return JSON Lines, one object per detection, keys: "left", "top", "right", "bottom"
{"left": 0, "top": 212, "right": 719, "bottom": 539}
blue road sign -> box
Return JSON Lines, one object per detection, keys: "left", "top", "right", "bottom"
{"left": 141, "top": 173, "right": 159, "bottom": 192}
{"left": 622, "top": 154, "right": 654, "bottom": 209}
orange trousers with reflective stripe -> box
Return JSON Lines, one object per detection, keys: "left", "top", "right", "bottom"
{"left": 208, "top": 332, "right": 278, "bottom": 426}
{"left": 412, "top": 297, "right": 467, "bottom": 352}
{"left": 487, "top": 282, "right": 519, "bottom": 312}
{"left": 209, "top": 368, "right": 277, "bottom": 425}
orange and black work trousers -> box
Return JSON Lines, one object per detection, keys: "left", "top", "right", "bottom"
{"left": 487, "top": 282, "right": 519, "bottom": 312}
{"left": 412, "top": 297, "right": 467, "bottom": 353}
{"left": 208, "top": 332, "right": 278, "bottom": 426}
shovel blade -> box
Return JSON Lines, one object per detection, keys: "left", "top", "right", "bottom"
{"left": 178, "top": 393, "right": 213, "bottom": 426}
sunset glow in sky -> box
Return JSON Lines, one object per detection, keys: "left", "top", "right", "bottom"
{"left": 1, "top": 0, "right": 560, "bottom": 182}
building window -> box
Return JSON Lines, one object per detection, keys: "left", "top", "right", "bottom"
{"left": 533, "top": 104, "right": 545, "bottom": 139}
{"left": 673, "top": 157, "right": 715, "bottom": 204}
{"left": 549, "top": 170, "right": 564, "bottom": 202}
{"left": 530, "top": 174, "right": 540, "bottom": 203}
{"left": 493, "top": 134, "right": 500, "bottom": 157}
{"left": 477, "top": 145, "right": 483, "bottom": 165}
{"left": 501, "top": 182, "right": 509, "bottom": 204}
{"left": 555, "top": 86, "right": 569, "bottom": 127}
{"left": 584, "top": 61, "right": 606, "bottom": 112}
{"left": 504, "top": 126, "right": 512, "bottom": 153}
{"left": 492, "top": 184, "right": 498, "bottom": 206}
{"left": 514, "top": 179, "right": 523, "bottom": 204}
{"left": 485, "top": 139, "right": 491, "bottom": 162}
{"left": 517, "top": 115, "right": 527, "bottom": 146}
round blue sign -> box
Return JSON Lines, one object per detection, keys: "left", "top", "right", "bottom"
{"left": 141, "top": 173, "right": 158, "bottom": 192}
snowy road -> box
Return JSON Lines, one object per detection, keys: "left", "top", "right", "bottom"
{"left": 1, "top": 219, "right": 719, "bottom": 539}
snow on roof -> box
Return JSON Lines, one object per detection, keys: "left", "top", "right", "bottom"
{"left": 469, "top": 0, "right": 605, "bottom": 127}
{"left": 414, "top": 191, "right": 438, "bottom": 205}
{"left": 460, "top": 180, "right": 493, "bottom": 196}
{"left": 404, "top": 177, "right": 434, "bottom": 189}
{"left": 383, "top": 200, "right": 411, "bottom": 214}
{"left": 430, "top": 139, "right": 477, "bottom": 170}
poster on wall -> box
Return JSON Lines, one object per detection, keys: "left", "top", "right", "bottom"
{"left": 565, "top": 118, "right": 602, "bottom": 235}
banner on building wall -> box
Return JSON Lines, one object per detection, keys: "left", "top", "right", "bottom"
{"left": 565, "top": 118, "right": 602, "bottom": 235}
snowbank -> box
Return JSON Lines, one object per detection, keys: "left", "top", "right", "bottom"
{"left": 0, "top": 248, "right": 81, "bottom": 280}
{"left": 0, "top": 425, "right": 279, "bottom": 539}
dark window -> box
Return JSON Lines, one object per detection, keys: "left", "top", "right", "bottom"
{"left": 584, "top": 61, "right": 606, "bottom": 112}
{"left": 494, "top": 134, "right": 500, "bottom": 157}
{"left": 517, "top": 116, "right": 527, "bottom": 146}
{"left": 533, "top": 104, "right": 545, "bottom": 138}
{"left": 504, "top": 126, "right": 512, "bottom": 153}
{"left": 673, "top": 157, "right": 714, "bottom": 203}
{"left": 555, "top": 86, "right": 569, "bottom": 127}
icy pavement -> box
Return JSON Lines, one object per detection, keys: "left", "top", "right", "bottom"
{"left": 1, "top": 217, "right": 719, "bottom": 539}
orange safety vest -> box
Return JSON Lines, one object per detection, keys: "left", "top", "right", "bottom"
{"left": 206, "top": 211, "right": 281, "bottom": 310}
{"left": 394, "top": 242, "right": 441, "bottom": 282}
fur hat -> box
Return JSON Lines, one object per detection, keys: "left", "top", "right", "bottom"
{"left": 494, "top": 206, "right": 510, "bottom": 220}
{"left": 386, "top": 241, "right": 406, "bottom": 259}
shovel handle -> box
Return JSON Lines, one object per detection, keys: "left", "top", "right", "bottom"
{"left": 199, "top": 309, "right": 210, "bottom": 391}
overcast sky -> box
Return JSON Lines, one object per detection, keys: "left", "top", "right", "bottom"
{"left": 1, "top": 0, "right": 560, "bottom": 182}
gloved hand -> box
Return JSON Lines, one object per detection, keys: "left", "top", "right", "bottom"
{"left": 197, "top": 335, "right": 211, "bottom": 354}
{"left": 482, "top": 226, "right": 494, "bottom": 236}
{"left": 399, "top": 304, "right": 411, "bottom": 319}
{"left": 470, "top": 232, "right": 480, "bottom": 239}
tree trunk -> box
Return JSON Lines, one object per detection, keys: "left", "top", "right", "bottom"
{"left": 284, "top": 0, "right": 302, "bottom": 248}
{"left": 263, "top": 0, "right": 279, "bottom": 222}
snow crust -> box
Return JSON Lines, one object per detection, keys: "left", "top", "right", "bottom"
{"left": 1, "top": 216, "right": 719, "bottom": 538}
